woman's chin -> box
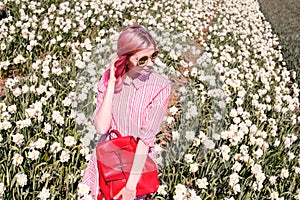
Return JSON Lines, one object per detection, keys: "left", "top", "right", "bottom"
{"left": 140, "top": 69, "right": 152, "bottom": 75}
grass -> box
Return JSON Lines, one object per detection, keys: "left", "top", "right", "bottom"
{"left": 258, "top": 0, "right": 300, "bottom": 80}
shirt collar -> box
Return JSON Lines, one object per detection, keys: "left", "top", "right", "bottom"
{"left": 123, "top": 71, "right": 152, "bottom": 89}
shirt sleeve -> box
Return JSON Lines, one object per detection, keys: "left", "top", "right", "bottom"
{"left": 79, "top": 152, "right": 98, "bottom": 199}
{"left": 138, "top": 80, "right": 172, "bottom": 149}
{"left": 91, "top": 73, "right": 107, "bottom": 124}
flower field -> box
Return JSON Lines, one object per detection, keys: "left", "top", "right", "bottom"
{"left": 0, "top": 0, "right": 299, "bottom": 199}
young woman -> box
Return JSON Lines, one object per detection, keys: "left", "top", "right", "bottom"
{"left": 80, "top": 25, "right": 171, "bottom": 200}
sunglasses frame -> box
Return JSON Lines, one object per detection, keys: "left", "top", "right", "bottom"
{"left": 136, "top": 49, "right": 160, "bottom": 67}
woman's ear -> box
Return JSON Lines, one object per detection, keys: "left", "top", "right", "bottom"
{"left": 125, "top": 56, "right": 132, "bottom": 69}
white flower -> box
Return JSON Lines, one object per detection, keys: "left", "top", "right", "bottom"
{"left": 35, "top": 138, "right": 47, "bottom": 149}
{"left": 78, "top": 183, "right": 90, "bottom": 197}
{"left": 12, "top": 153, "right": 24, "bottom": 166}
{"left": 13, "top": 87, "right": 22, "bottom": 97}
{"left": 269, "top": 176, "right": 277, "bottom": 185}
{"left": 52, "top": 110, "right": 61, "bottom": 119}
{"left": 172, "top": 131, "right": 180, "bottom": 141}
{"left": 191, "top": 67, "right": 198, "bottom": 77}
{"left": 233, "top": 184, "right": 240, "bottom": 194}
{"left": 50, "top": 142, "right": 62, "bottom": 153}
{"left": 62, "top": 97, "right": 72, "bottom": 107}
{"left": 251, "top": 164, "right": 262, "bottom": 176}
{"left": 288, "top": 151, "right": 295, "bottom": 161}
{"left": 75, "top": 60, "right": 85, "bottom": 69}
{"left": 229, "top": 173, "right": 240, "bottom": 187}
{"left": 51, "top": 66, "right": 63, "bottom": 76}
{"left": 169, "top": 105, "right": 179, "bottom": 115}
{"left": 12, "top": 133, "right": 24, "bottom": 146}
{"left": 270, "top": 191, "right": 279, "bottom": 200}
{"left": 280, "top": 168, "right": 289, "bottom": 179}
{"left": 221, "top": 145, "right": 231, "bottom": 155}
{"left": 212, "top": 133, "right": 221, "bottom": 140}
{"left": 15, "top": 173, "right": 28, "bottom": 187}
{"left": 80, "top": 146, "right": 89, "bottom": 156}
{"left": 293, "top": 167, "right": 300, "bottom": 174}
{"left": 1, "top": 120, "right": 12, "bottom": 130}
{"left": 43, "top": 123, "right": 52, "bottom": 134}
{"left": 256, "top": 172, "right": 266, "bottom": 183}
{"left": 166, "top": 116, "right": 174, "bottom": 125}
{"left": 178, "top": 86, "right": 187, "bottom": 95}
{"left": 295, "top": 189, "right": 300, "bottom": 200}
{"left": 198, "top": 131, "right": 207, "bottom": 142}
{"left": 179, "top": 60, "right": 188, "bottom": 68}
{"left": 0, "top": 43, "right": 6, "bottom": 50}
{"left": 253, "top": 148, "right": 263, "bottom": 159}
{"left": 0, "top": 182, "right": 4, "bottom": 196}
{"left": 189, "top": 163, "right": 199, "bottom": 173}
{"left": 28, "top": 149, "right": 40, "bottom": 160}
{"left": 193, "top": 138, "right": 201, "bottom": 147}
{"left": 68, "top": 80, "right": 76, "bottom": 88}
{"left": 222, "top": 153, "right": 230, "bottom": 161}
{"left": 196, "top": 177, "right": 208, "bottom": 189}
{"left": 8, "top": 105, "right": 17, "bottom": 113}
{"left": 0, "top": 103, "right": 7, "bottom": 112}
{"left": 184, "top": 154, "right": 194, "bottom": 163}
{"left": 60, "top": 150, "right": 70, "bottom": 162}
{"left": 229, "top": 109, "right": 238, "bottom": 118}
{"left": 64, "top": 136, "right": 76, "bottom": 147}
{"left": 186, "top": 105, "right": 198, "bottom": 119}
{"left": 185, "top": 131, "right": 195, "bottom": 141}
{"left": 13, "top": 55, "right": 26, "bottom": 64}
{"left": 78, "top": 93, "right": 87, "bottom": 102}
{"left": 0, "top": 61, "right": 10, "bottom": 71}
{"left": 157, "top": 185, "right": 167, "bottom": 196}
{"left": 232, "top": 162, "right": 242, "bottom": 172}
{"left": 204, "top": 139, "right": 215, "bottom": 149}
{"left": 224, "top": 198, "right": 234, "bottom": 200}
{"left": 274, "top": 139, "right": 280, "bottom": 147}
{"left": 56, "top": 116, "right": 65, "bottom": 126}
{"left": 251, "top": 182, "right": 258, "bottom": 191}
{"left": 175, "top": 184, "right": 187, "bottom": 197}
{"left": 38, "top": 188, "right": 51, "bottom": 200}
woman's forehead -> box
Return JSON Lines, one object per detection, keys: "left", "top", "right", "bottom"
{"left": 134, "top": 47, "right": 156, "bottom": 56}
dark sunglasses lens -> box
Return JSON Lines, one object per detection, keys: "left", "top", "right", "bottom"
{"left": 151, "top": 51, "right": 159, "bottom": 59}
{"left": 138, "top": 56, "right": 148, "bottom": 66}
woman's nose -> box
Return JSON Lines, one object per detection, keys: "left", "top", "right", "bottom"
{"left": 147, "top": 59, "right": 154, "bottom": 66}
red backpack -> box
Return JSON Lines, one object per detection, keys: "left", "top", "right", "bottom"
{"left": 96, "top": 130, "right": 160, "bottom": 199}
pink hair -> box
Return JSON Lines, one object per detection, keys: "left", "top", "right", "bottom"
{"left": 103, "top": 25, "right": 157, "bottom": 87}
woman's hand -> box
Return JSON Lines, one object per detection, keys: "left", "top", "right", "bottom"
{"left": 113, "top": 186, "right": 136, "bottom": 200}
{"left": 108, "top": 53, "right": 119, "bottom": 84}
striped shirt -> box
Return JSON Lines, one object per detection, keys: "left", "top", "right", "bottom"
{"left": 79, "top": 70, "right": 171, "bottom": 199}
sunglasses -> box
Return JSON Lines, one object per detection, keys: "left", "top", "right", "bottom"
{"left": 136, "top": 50, "right": 160, "bottom": 67}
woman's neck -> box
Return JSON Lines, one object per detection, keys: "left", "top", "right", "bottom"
{"left": 126, "top": 70, "right": 140, "bottom": 80}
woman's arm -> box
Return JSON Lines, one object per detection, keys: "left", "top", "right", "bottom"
{"left": 93, "top": 55, "right": 118, "bottom": 135}
{"left": 113, "top": 140, "right": 149, "bottom": 200}
{"left": 126, "top": 139, "right": 149, "bottom": 189}
{"left": 93, "top": 82, "right": 115, "bottom": 135}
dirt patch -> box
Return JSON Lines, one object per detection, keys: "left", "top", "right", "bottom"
{"left": 0, "top": 78, "right": 7, "bottom": 98}
{"left": 0, "top": 69, "right": 21, "bottom": 99}
{"left": 258, "top": 0, "right": 300, "bottom": 73}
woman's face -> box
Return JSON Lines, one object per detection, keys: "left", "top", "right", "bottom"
{"left": 126, "top": 46, "right": 158, "bottom": 75}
